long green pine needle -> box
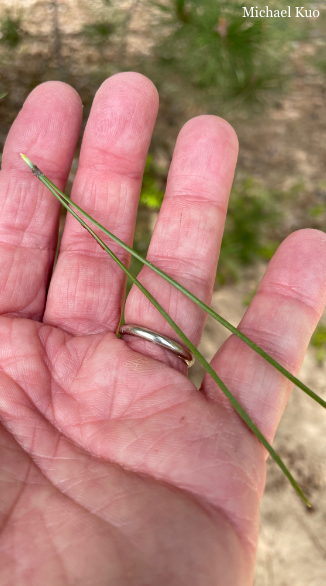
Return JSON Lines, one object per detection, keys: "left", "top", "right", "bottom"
{"left": 19, "top": 154, "right": 326, "bottom": 411}
{"left": 20, "top": 153, "right": 312, "bottom": 507}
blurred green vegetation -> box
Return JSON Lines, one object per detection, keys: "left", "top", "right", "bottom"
{"left": 310, "top": 324, "right": 326, "bottom": 366}
{"left": 217, "top": 176, "right": 283, "bottom": 283}
{"left": 82, "top": 21, "right": 115, "bottom": 44}
{"left": 0, "top": 0, "right": 316, "bottom": 109}
{"left": 139, "top": 155, "right": 165, "bottom": 209}
{"left": 0, "top": 11, "right": 23, "bottom": 48}
{"left": 147, "top": 0, "right": 309, "bottom": 108}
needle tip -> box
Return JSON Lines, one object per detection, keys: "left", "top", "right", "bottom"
{"left": 20, "top": 153, "right": 34, "bottom": 170}
{"left": 301, "top": 495, "right": 312, "bottom": 508}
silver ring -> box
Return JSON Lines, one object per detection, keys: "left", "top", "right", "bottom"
{"left": 119, "top": 324, "right": 195, "bottom": 367}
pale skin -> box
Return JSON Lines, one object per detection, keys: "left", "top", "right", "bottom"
{"left": 0, "top": 73, "right": 326, "bottom": 586}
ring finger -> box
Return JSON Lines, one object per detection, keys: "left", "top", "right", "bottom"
{"left": 123, "top": 116, "right": 238, "bottom": 371}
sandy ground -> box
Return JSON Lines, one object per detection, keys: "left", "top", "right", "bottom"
{"left": 188, "top": 262, "right": 326, "bottom": 585}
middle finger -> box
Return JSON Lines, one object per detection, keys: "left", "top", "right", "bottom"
{"left": 43, "top": 73, "right": 159, "bottom": 334}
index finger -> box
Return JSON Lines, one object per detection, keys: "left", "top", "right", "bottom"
{"left": 0, "top": 81, "right": 83, "bottom": 319}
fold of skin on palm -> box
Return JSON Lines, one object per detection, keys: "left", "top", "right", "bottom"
{"left": 1, "top": 75, "right": 326, "bottom": 586}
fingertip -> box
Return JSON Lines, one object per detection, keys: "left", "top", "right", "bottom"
{"left": 94, "top": 72, "right": 159, "bottom": 112}
{"left": 168, "top": 114, "right": 238, "bottom": 188}
{"left": 26, "top": 80, "right": 83, "bottom": 111}
{"left": 258, "top": 227, "right": 326, "bottom": 319}
{"left": 178, "top": 115, "right": 239, "bottom": 156}
{"left": 273, "top": 228, "right": 326, "bottom": 270}
{"left": 78, "top": 72, "right": 159, "bottom": 173}
{"left": 283, "top": 227, "right": 326, "bottom": 246}
{"left": 2, "top": 81, "right": 83, "bottom": 176}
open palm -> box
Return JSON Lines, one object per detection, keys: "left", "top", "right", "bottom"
{"left": 1, "top": 73, "right": 325, "bottom": 586}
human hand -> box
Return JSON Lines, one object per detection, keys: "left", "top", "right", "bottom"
{"left": 1, "top": 73, "right": 325, "bottom": 586}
